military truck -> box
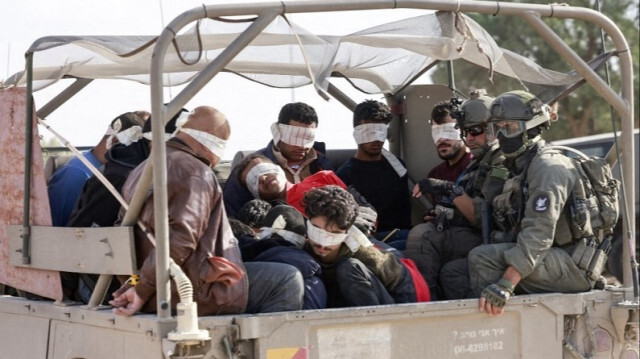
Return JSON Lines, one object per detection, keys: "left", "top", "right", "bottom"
{"left": 0, "top": 1, "right": 637, "bottom": 358}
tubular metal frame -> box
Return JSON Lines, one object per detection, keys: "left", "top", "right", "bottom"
{"left": 23, "top": 0, "right": 636, "bottom": 317}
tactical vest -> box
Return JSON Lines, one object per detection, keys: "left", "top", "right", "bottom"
{"left": 461, "top": 144, "right": 506, "bottom": 201}
{"left": 491, "top": 145, "right": 620, "bottom": 246}
{"left": 444, "top": 145, "right": 507, "bottom": 232}
{"left": 491, "top": 173, "right": 523, "bottom": 243}
{"left": 544, "top": 146, "right": 620, "bottom": 241}
{"left": 490, "top": 143, "right": 574, "bottom": 245}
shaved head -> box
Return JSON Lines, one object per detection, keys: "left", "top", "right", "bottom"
{"left": 177, "top": 106, "right": 230, "bottom": 167}
{"left": 184, "top": 106, "right": 230, "bottom": 140}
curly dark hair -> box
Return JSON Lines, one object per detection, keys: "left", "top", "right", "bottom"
{"left": 302, "top": 185, "right": 358, "bottom": 230}
{"left": 228, "top": 218, "right": 257, "bottom": 239}
{"left": 353, "top": 100, "right": 392, "bottom": 127}
{"left": 237, "top": 199, "right": 272, "bottom": 228}
{"left": 278, "top": 102, "right": 318, "bottom": 125}
{"left": 431, "top": 101, "right": 452, "bottom": 125}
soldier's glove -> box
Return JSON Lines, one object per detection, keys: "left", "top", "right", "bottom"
{"left": 481, "top": 278, "right": 515, "bottom": 309}
{"left": 418, "top": 178, "right": 454, "bottom": 197}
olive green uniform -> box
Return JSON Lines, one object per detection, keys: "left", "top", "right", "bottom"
{"left": 468, "top": 141, "right": 593, "bottom": 295}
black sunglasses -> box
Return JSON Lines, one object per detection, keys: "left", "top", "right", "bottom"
{"left": 462, "top": 125, "right": 485, "bottom": 137}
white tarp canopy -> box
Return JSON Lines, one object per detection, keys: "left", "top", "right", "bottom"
{"left": 2, "top": 12, "right": 590, "bottom": 96}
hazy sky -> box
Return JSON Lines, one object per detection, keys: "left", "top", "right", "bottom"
{"left": 1, "top": 0, "right": 428, "bottom": 159}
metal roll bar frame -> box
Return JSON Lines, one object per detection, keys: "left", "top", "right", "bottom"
{"left": 23, "top": 0, "right": 635, "bottom": 319}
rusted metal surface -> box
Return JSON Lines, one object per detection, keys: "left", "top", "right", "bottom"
{"left": 0, "top": 87, "right": 62, "bottom": 300}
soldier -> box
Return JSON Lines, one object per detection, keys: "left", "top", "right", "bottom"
{"left": 404, "top": 91, "right": 507, "bottom": 300}
{"left": 469, "top": 91, "right": 593, "bottom": 316}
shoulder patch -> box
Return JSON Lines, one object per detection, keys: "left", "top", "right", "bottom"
{"left": 490, "top": 167, "right": 509, "bottom": 180}
{"left": 533, "top": 195, "right": 549, "bottom": 212}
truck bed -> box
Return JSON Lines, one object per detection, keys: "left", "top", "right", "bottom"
{"left": 0, "top": 289, "right": 632, "bottom": 358}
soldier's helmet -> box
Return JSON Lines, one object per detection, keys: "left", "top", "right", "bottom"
{"left": 486, "top": 90, "right": 550, "bottom": 139}
{"left": 459, "top": 92, "right": 494, "bottom": 128}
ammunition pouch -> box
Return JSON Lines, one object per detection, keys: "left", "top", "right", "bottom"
{"left": 492, "top": 175, "right": 522, "bottom": 234}
{"left": 489, "top": 229, "right": 518, "bottom": 244}
{"left": 576, "top": 156, "right": 620, "bottom": 232}
{"left": 567, "top": 176, "right": 594, "bottom": 240}
{"left": 569, "top": 198, "right": 593, "bottom": 239}
{"left": 492, "top": 191, "right": 518, "bottom": 233}
{"left": 569, "top": 236, "right": 612, "bottom": 282}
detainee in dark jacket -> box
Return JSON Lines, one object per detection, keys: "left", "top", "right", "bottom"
{"left": 66, "top": 111, "right": 182, "bottom": 228}
{"left": 223, "top": 102, "right": 332, "bottom": 218}
{"left": 62, "top": 112, "right": 180, "bottom": 304}
{"left": 241, "top": 205, "right": 327, "bottom": 310}
{"left": 301, "top": 186, "right": 417, "bottom": 308}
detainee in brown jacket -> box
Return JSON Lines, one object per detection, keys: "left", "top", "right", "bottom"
{"left": 111, "top": 106, "right": 304, "bottom": 316}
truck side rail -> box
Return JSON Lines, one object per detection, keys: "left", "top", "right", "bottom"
{"left": 7, "top": 225, "right": 136, "bottom": 275}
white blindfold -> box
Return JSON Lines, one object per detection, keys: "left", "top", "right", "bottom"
{"left": 271, "top": 123, "right": 316, "bottom": 148}
{"left": 105, "top": 119, "right": 144, "bottom": 149}
{"left": 431, "top": 122, "right": 461, "bottom": 143}
{"left": 306, "top": 219, "right": 348, "bottom": 247}
{"left": 179, "top": 128, "right": 227, "bottom": 160}
{"left": 258, "top": 215, "right": 306, "bottom": 248}
{"left": 246, "top": 162, "right": 286, "bottom": 199}
{"left": 353, "top": 123, "right": 388, "bottom": 144}
{"left": 174, "top": 111, "right": 227, "bottom": 159}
